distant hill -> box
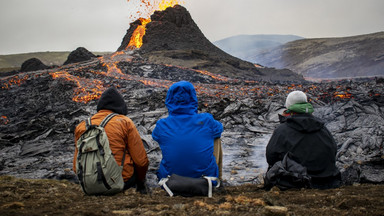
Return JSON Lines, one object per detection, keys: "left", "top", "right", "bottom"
{"left": 250, "top": 32, "right": 384, "bottom": 79}
{"left": 0, "top": 51, "right": 111, "bottom": 72}
{"left": 213, "top": 34, "right": 304, "bottom": 62}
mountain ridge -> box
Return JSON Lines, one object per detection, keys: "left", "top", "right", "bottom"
{"left": 213, "top": 34, "right": 304, "bottom": 62}
{"left": 249, "top": 32, "right": 384, "bottom": 78}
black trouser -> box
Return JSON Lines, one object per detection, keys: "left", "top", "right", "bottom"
{"left": 311, "top": 173, "right": 342, "bottom": 189}
{"left": 123, "top": 172, "right": 137, "bottom": 190}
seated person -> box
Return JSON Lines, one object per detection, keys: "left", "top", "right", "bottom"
{"left": 73, "top": 87, "right": 149, "bottom": 193}
{"left": 266, "top": 90, "right": 341, "bottom": 189}
{"left": 152, "top": 81, "right": 223, "bottom": 192}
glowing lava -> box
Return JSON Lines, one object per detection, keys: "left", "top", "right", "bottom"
{"left": 1, "top": 116, "right": 9, "bottom": 125}
{"left": 50, "top": 71, "right": 105, "bottom": 103}
{"left": 1, "top": 75, "right": 29, "bottom": 90}
{"left": 334, "top": 92, "right": 353, "bottom": 99}
{"left": 127, "top": 18, "right": 151, "bottom": 49}
{"left": 126, "top": 0, "right": 184, "bottom": 49}
{"left": 158, "top": 0, "right": 184, "bottom": 10}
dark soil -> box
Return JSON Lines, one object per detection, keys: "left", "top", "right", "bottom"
{"left": 1, "top": 176, "right": 383, "bottom": 216}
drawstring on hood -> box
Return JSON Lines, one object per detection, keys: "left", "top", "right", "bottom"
{"left": 165, "top": 81, "right": 198, "bottom": 115}
{"left": 97, "top": 87, "right": 128, "bottom": 115}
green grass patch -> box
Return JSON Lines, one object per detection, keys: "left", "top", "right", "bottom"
{"left": 0, "top": 51, "right": 111, "bottom": 69}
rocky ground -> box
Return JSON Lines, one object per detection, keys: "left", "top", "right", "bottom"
{"left": 0, "top": 51, "right": 383, "bottom": 215}
{"left": 1, "top": 175, "right": 384, "bottom": 216}
{"left": 1, "top": 52, "right": 384, "bottom": 186}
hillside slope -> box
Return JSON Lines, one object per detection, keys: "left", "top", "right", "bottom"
{"left": 213, "top": 34, "right": 303, "bottom": 62}
{"left": 250, "top": 32, "right": 384, "bottom": 79}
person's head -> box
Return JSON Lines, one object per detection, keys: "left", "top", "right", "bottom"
{"left": 165, "top": 81, "right": 198, "bottom": 115}
{"left": 284, "top": 90, "right": 314, "bottom": 115}
{"left": 97, "top": 87, "right": 128, "bottom": 115}
{"left": 285, "top": 90, "right": 308, "bottom": 109}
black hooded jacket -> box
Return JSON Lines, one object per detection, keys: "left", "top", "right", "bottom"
{"left": 266, "top": 114, "right": 340, "bottom": 181}
{"left": 97, "top": 87, "right": 128, "bottom": 115}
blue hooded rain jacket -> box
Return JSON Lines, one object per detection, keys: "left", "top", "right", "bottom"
{"left": 152, "top": 81, "right": 223, "bottom": 180}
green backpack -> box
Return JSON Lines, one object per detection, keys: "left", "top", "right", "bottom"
{"left": 76, "top": 113, "right": 125, "bottom": 195}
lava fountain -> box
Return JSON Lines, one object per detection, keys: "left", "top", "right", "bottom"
{"left": 125, "top": 0, "right": 185, "bottom": 49}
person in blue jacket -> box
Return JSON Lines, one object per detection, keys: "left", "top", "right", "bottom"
{"left": 152, "top": 81, "right": 223, "bottom": 181}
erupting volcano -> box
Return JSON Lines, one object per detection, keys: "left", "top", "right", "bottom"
{"left": 123, "top": 0, "right": 185, "bottom": 50}
{"left": 118, "top": 4, "right": 302, "bottom": 81}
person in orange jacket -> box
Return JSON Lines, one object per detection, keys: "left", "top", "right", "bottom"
{"left": 73, "top": 87, "right": 149, "bottom": 193}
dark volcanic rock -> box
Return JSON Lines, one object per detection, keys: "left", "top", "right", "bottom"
{"left": 1, "top": 55, "right": 383, "bottom": 187}
{"left": 64, "top": 47, "right": 96, "bottom": 65}
{"left": 0, "top": 7, "right": 383, "bottom": 188}
{"left": 141, "top": 5, "right": 224, "bottom": 55}
{"left": 20, "top": 58, "right": 48, "bottom": 72}
{"left": 118, "top": 5, "right": 303, "bottom": 82}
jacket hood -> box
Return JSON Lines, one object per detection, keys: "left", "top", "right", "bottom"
{"left": 285, "top": 114, "right": 324, "bottom": 133}
{"left": 165, "top": 81, "right": 198, "bottom": 115}
{"left": 97, "top": 87, "right": 128, "bottom": 115}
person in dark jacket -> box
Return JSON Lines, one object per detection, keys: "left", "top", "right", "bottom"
{"left": 74, "top": 87, "right": 149, "bottom": 193}
{"left": 266, "top": 90, "right": 341, "bottom": 189}
{"left": 152, "top": 81, "right": 223, "bottom": 182}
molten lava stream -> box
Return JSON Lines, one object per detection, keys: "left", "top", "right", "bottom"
{"left": 127, "top": 18, "right": 151, "bottom": 49}
{"left": 1, "top": 116, "right": 9, "bottom": 125}
{"left": 50, "top": 71, "right": 105, "bottom": 103}
{"left": 333, "top": 92, "right": 352, "bottom": 99}
{"left": 125, "top": 0, "right": 184, "bottom": 50}
{"left": 1, "top": 75, "right": 29, "bottom": 89}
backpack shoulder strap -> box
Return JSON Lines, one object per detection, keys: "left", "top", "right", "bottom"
{"left": 158, "top": 177, "right": 174, "bottom": 197}
{"left": 98, "top": 113, "right": 128, "bottom": 166}
{"left": 85, "top": 118, "right": 92, "bottom": 130}
{"left": 99, "top": 113, "right": 118, "bottom": 128}
{"left": 203, "top": 176, "right": 220, "bottom": 198}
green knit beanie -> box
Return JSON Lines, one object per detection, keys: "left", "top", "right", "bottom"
{"left": 287, "top": 102, "right": 314, "bottom": 114}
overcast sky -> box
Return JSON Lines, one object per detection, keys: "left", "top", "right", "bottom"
{"left": 0, "top": 0, "right": 383, "bottom": 55}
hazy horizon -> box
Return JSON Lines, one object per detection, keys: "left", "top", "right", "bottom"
{"left": 0, "top": 0, "right": 383, "bottom": 55}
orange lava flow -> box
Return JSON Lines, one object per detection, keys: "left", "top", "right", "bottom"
{"left": 194, "top": 69, "right": 229, "bottom": 82}
{"left": 50, "top": 71, "right": 105, "bottom": 103}
{"left": 127, "top": 18, "right": 151, "bottom": 49}
{"left": 1, "top": 116, "right": 9, "bottom": 125}
{"left": 333, "top": 92, "right": 353, "bottom": 99}
{"left": 139, "top": 79, "right": 173, "bottom": 89}
{"left": 1, "top": 75, "right": 29, "bottom": 89}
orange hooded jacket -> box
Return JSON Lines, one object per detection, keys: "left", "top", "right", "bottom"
{"left": 73, "top": 87, "right": 149, "bottom": 182}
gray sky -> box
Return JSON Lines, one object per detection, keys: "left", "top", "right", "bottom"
{"left": 0, "top": 0, "right": 383, "bottom": 54}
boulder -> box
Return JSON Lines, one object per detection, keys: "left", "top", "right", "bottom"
{"left": 63, "top": 47, "right": 96, "bottom": 65}
{"left": 20, "top": 58, "right": 48, "bottom": 72}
